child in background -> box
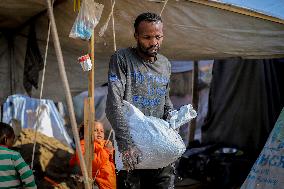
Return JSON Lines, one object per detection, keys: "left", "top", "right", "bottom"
{"left": 0, "top": 122, "right": 37, "bottom": 189}
{"left": 70, "top": 121, "right": 116, "bottom": 189}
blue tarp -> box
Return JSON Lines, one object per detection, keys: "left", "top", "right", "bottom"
{"left": 2, "top": 94, "right": 73, "bottom": 147}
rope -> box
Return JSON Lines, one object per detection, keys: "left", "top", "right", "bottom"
{"left": 98, "top": 0, "right": 116, "bottom": 151}
{"left": 74, "top": 0, "right": 81, "bottom": 12}
{"left": 160, "top": 0, "right": 169, "bottom": 16}
{"left": 98, "top": 0, "right": 116, "bottom": 37}
{"left": 110, "top": 0, "right": 117, "bottom": 51}
{"left": 31, "top": 5, "right": 52, "bottom": 170}
{"left": 94, "top": 0, "right": 116, "bottom": 180}
{"left": 98, "top": 0, "right": 116, "bottom": 158}
{"left": 105, "top": 129, "right": 114, "bottom": 144}
{"left": 40, "top": 24, "right": 51, "bottom": 99}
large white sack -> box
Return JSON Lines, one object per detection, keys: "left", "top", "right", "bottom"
{"left": 115, "top": 101, "right": 197, "bottom": 170}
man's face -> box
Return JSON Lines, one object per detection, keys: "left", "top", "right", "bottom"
{"left": 135, "top": 21, "right": 164, "bottom": 57}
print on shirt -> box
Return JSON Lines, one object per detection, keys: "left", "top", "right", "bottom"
{"left": 109, "top": 73, "right": 118, "bottom": 82}
{"left": 131, "top": 71, "right": 169, "bottom": 108}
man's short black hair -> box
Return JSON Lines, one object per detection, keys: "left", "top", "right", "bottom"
{"left": 0, "top": 122, "right": 15, "bottom": 145}
{"left": 134, "top": 12, "right": 162, "bottom": 33}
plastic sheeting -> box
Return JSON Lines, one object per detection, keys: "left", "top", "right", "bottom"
{"left": 2, "top": 94, "right": 73, "bottom": 146}
{"left": 169, "top": 104, "right": 197, "bottom": 129}
{"left": 241, "top": 108, "right": 284, "bottom": 189}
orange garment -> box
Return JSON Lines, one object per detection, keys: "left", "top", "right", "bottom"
{"left": 69, "top": 140, "right": 116, "bottom": 189}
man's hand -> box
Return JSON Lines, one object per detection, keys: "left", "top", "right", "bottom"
{"left": 122, "top": 146, "right": 142, "bottom": 171}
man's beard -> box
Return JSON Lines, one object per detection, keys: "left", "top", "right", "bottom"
{"left": 137, "top": 42, "right": 160, "bottom": 57}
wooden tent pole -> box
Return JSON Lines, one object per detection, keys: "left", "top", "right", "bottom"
{"left": 189, "top": 60, "right": 199, "bottom": 144}
{"left": 45, "top": 0, "right": 91, "bottom": 188}
{"left": 83, "top": 30, "right": 95, "bottom": 184}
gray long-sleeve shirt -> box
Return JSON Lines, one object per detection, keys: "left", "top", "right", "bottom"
{"left": 106, "top": 47, "right": 173, "bottom": 152}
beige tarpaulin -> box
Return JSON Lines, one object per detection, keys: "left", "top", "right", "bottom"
{"left": 0, "top": 0, "right": 284, "bottom": 101}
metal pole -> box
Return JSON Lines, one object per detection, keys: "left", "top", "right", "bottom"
{"left": 45, "top": 0, "right": 91, "bottom": 188}
{"left": 189, "top": 60, "right": 199, "bottom": 144}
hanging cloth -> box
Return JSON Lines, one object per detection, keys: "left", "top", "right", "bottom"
{"left": 23, "top": 23, "right": 44, "bottom": 96}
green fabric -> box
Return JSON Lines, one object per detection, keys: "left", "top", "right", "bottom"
{"left": 0, "top": 146, "right": 36, "bottom": 188}
{"left": 0, "top": 165, "right": 14, "bottom": 171}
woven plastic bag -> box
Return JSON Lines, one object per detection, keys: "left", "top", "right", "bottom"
{"left": 115, "top": 101, "right": 197, "bottom": 170}
{"left": 69, "top": 0, "right": 103, "bottom": 40}
{"left": 241, "top": 108, "right": 284, "bottom": 189}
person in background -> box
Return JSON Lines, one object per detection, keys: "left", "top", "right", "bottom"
{"left": 106, "top": 12, "right": 175, "bottom": 188}
{"left": 0, "top": 122, "right": 37, "bottom": 189}
{"left": 70, "top": 121, "right": 116, "bottom": 189}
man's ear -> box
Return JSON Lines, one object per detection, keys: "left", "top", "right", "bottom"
{"left": 134, "top": 32, "right": 138, "bottom": 40}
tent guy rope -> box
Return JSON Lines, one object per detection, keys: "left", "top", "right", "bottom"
{"left": 111, "top": 0, "right": 117, "bottom": 51}
{"left": 99, "top": 0, "right": 116, "bottom": 37}
{"left": 30, "top": 3, "right": 52, "bottom": 170}
{"left": 160, "top": 0, "right": 169, "bottom": 16}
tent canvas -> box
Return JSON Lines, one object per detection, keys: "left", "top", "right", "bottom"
{"left": 0, "top": 0, "right": 284, "bottom": 102}
{"left": 0, "top": 1, "right": 284, "bottom": 187}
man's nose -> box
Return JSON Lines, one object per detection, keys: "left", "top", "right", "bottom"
{"left": 149, "top": 37, "right": 158, "bottom": 46}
